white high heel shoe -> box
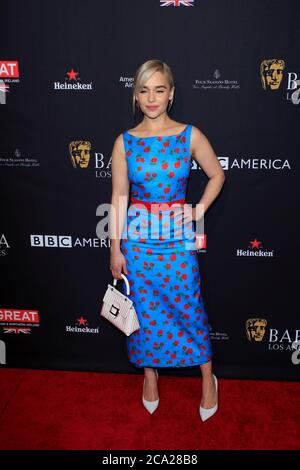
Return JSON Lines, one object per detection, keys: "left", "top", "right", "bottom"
{"left": 142, "top": 369, "right": 159, "bottom": 414}
{"left": 199, "top": 374, "right": 218, "bottom": 422}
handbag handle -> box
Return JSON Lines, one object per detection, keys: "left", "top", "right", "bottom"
{"left": 113, "top": 273, "right": 130, "bottom": 296}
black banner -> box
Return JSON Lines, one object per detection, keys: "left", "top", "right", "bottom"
{"left": 0, "top": 1, "right": 299, "bottom": 380}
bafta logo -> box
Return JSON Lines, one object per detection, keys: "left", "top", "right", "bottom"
{"left": 69, "top": 141, "right": 91, "bottom": 168}
{"left": 246, "top": 318, "right": 267, "bottom": 342}
{"left": 260, "top": 59, "right": 285, "bottom": 90}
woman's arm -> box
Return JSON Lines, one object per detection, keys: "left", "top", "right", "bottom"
{"left": 109, "top": 133, "right": 129, "bottom": 278}
{"left": 190, "top": 126, "right": 225, "bottom": 220}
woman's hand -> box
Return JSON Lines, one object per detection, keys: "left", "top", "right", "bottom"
{"left": 110, "top": 248, "right": 128, "bottom": 280}
{"left": 173, "top": 204, "right": 203, "bottom": 226}
{"left": 191, "top": 205, "right": 204, "bottom": 222}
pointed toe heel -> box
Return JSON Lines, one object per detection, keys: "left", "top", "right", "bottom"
{"left": 199, "top": 374, "right": 218, "bottom": 422}
{"left": 142, "top": 369, "right": 159, "bottom": 414}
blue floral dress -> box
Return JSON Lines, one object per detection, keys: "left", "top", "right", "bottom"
{"left": 120, "top": 124, "right": 213, "bottom": 368}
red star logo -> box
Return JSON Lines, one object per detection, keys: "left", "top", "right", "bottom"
{"left": 66, "top": 69, "right": 79, "bottom": 80}
{"left": 76, "top": 316, "right": 88, "bottom": 326}
{"left": 250, "top": 238, "right": 262, "bottom": 249}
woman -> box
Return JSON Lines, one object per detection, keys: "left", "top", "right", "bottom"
{"left": 109, "top": 59, "right": 225, "bottom": 420}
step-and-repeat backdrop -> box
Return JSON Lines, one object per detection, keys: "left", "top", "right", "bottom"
{"left": 1, "top": 1, "right": 299, "bottom": 379}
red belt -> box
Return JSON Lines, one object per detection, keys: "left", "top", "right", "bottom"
{"left": 130, "top": 197, "right": 186, "bottom": 213}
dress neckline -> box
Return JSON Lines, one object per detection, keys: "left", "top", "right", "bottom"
{"left": 125, "top": 124, "right": 189, "bottom": 139}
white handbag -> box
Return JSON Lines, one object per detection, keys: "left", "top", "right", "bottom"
{"left": 100, "top": 273, "right": 140, "bottom": 336}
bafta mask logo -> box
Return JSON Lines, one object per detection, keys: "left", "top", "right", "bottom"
{"left": 69, "top": 141, "right": 91, "bottom": 168}
{"left": 246, "top": 318, "right": 267, "bottom": 342}
{"left": 260, "top": 59, "right": 285, "bottom": 90}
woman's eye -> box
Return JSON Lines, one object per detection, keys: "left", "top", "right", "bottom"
{"left": 139, "top": 90, "right": 164, "bottom": 93}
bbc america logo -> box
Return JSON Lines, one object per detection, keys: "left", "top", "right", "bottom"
{"left": 30, "top": 235, "right": 101, "bottom": 248}
{"left": 31, "top": 235, "right": 72, "bottom": 248}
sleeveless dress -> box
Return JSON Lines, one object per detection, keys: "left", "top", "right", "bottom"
{"left": 120, "top": 123, "right": 213, "bottom": 368}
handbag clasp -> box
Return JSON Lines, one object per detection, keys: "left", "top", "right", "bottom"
{"left": 110, "top": 303, "right": 120, "bottom": 317}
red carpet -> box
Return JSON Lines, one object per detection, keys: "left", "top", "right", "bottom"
{"left": 0, "top": 368, "right": 299, "bottom": 450}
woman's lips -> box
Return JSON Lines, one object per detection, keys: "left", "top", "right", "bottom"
{"left": 146, "top": 106, "right": 159, "bottom": 110}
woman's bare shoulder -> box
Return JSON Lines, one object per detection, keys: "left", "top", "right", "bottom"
{"left": 111, "top": 132, "right": 126, "bottom": 157}
{"left": 190, "top": 123, "right": 206, "bottom": 136}
{"left": 190, "top": 125, "right": 213, "bottom": 156}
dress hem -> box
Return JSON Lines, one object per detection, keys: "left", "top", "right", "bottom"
{"left": 128, "top": 356, "right": 213, "bottom": 369}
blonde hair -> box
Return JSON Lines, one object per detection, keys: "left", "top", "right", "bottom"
{"left": 132, "top": 60, "right": 175, "bottom": 116}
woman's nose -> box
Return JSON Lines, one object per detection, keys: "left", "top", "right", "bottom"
{"left": 148, "top": 92, "right": 156, "bottom": 102}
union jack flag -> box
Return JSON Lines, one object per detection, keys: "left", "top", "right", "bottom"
{"left": 160, "top": 0, "right": 194, "bottom": 6}
{"left": 3, "top": 327, "right": 31, "bottom": 334}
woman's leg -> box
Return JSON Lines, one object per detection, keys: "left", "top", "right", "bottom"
{"left": 199, "top": 360, "right": 217, "bottom": 408}
{"left": 143, "top": 366, "right": 159, "bottom": 401}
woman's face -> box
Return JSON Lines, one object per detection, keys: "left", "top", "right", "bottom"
{"left": 136, "top": 71, "right": 174, "bottom": 117}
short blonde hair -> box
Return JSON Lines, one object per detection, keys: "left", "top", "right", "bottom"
{"left": 132, "top": 59, "right": 175, "bottom": 116}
